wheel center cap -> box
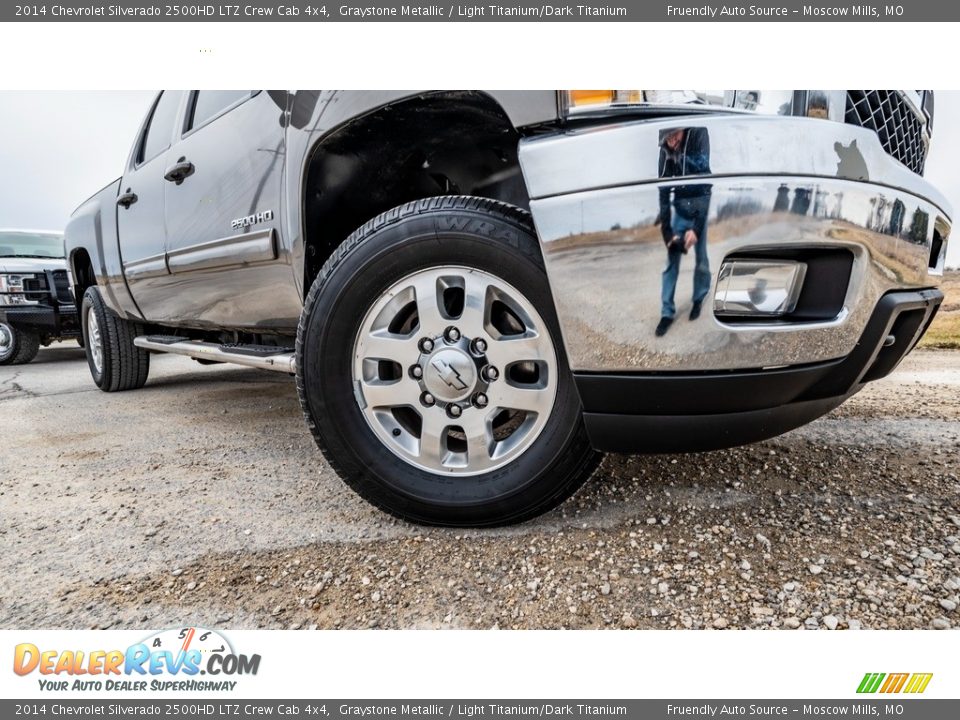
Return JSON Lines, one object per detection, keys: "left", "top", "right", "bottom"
{"left": 423, "top": 348, "right": 476, "bottom": 402}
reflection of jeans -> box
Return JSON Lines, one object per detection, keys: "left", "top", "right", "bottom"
{"left": 661, "top": 214, "right": 711, "bottom": 319}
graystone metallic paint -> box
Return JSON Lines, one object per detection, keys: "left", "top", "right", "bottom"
{"left": 65, "top": 90, "right": 559, "bottom": 331}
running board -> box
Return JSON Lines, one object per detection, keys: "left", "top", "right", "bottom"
{"left": 133, "top": 336, "right": 296, "bottom": 373}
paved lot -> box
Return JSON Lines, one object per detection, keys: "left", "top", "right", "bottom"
{"left": 1, "top": 345, "right": 958, "bottom": 630}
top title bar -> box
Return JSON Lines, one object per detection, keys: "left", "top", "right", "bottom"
{"left": 5, "top": 1, "right": 960, "bottom": 22}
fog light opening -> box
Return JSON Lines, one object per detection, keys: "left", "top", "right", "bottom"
{"left": 714, "top": 259, "right": 808, "bottom": 317}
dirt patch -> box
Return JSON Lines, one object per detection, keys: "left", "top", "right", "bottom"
{"left": 1, "top": 349, "right": 957, "bottom": 631}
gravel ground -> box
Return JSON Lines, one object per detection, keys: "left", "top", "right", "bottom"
{"left": 1, "top": 345, "right": 958, "bottom": 630}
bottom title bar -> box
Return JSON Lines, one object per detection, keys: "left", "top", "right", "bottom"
{"left": 3, "top": 700, "right": 958, "bottom": 719}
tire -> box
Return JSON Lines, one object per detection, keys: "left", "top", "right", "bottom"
{"left": 81, "top": 286, "right": 150, "bottom": 392}
{"left": 0, "top": 322, "right": 40, "bottom": 365}
{"left": 297, "top": 196, "right": 599, "bottom": 527}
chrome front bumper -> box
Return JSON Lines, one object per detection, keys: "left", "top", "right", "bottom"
{"left": 520, "top": 114, "right": 951, "bottom": 372}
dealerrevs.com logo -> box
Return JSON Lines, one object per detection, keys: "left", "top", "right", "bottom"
{"left": 13, "top": 627, "right": 261, "bottom": 693}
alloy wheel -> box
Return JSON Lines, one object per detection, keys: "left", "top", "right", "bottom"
{"left": 0, "top": 322, "right": 14, "bottom": 362}
{"left": 87, "top": 307, "right": 103, "bottom": 375}
{"left": 352, "top": 266, "right": 558, "bottom": 476}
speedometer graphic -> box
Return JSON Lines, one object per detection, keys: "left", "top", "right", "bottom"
{"left": 139, "top": 626, "right": 234, "bottom": 659}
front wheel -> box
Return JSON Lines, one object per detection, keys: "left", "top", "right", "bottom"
{"left": 81, "top": 286, "right": 150, "bottom": 392}
{"left": 0, "top": 322, "right": 40, "bottom": 365}
{"left": 296, "top": 197, "right": 599, "bottom": 527}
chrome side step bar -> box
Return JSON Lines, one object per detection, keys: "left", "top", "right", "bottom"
{"left": 133, "top": 336, "right": 296, "bottom": 374}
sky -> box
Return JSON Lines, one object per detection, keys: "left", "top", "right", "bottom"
{"left": 0, "top": 92, "right": 156, "bottom": 234}
{"left": 0, "top": 90, "right": 958, "bottom": 268}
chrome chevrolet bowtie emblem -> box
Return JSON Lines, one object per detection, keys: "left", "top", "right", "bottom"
{"left": 431, "top": 357, "right": 468, "bottom": 391}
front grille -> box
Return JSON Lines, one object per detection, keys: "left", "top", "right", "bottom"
{"left": 51, "top": 270, "right": 73, "bottom": 303}
{"left": 21, "top": 276, "right": 46, "bottom": 302}
{"left": 845, "top": 91, "right": 928, "bottom": 174}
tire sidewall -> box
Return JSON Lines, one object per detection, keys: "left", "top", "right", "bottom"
{"left": 300, "top": 208, "right": 586, "bottom": 525}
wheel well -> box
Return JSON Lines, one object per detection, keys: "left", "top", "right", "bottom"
{"left": 301, "top": 91, "right": 528, "bottom": 290}
{"left": 70, "top": 248, "right": 95, "bottom": 297}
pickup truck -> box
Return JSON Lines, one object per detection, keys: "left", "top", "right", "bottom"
{"left": 1, "top": 230, "right": 80, "bottom": 365}
{"left": 64, "top": 90, "right": 950, "bottom": 527}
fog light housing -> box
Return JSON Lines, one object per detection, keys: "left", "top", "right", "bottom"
{"left": 714, "top": 260, "right": 807, "bottom": 317}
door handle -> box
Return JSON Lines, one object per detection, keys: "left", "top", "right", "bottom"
{"left": 117, "top": 189, "right": 138, "bottom": 208}
{"left": 163, "top": 158, "right": 195, "bottom": 185}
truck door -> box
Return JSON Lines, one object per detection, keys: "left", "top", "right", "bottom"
{"left": 158, "top": 90, "right": 302, "bottom": 330}
{"left": 115, "top": 91, "right": 184, "bottom": 316}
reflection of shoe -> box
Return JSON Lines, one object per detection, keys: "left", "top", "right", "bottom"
{"left": 690, "top": 301, "right": 702, "bottom": 321}
{"left": 655, "top": 317, "right": 674, "bottom": 337}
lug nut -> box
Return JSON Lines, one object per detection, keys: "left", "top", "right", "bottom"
{"left": 419, "top": 337, "right": 434, "bottom": 353}
{"left": 473, "top": 393, "right": 488, "bottom": 409}
{"left": 421, "top": 392, "right": 435, "bottom": 407}
{"left": 410, "top": 365, "right": 424, "bottom": 379}
{"left": 447, "top": 404, "right": 463, "bottom": 418}
{"left": 483, "top": 365, "right": 499, "bottom": 382}
{"left": 472, "top": 338, "right": 487, "bottom": 354}
{"left": 444, "top": 327, "right": 461, "bottom": 343}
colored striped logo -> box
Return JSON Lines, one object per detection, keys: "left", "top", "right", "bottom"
{"left": 857, "top": 673, "right": 933, "bottom": 694}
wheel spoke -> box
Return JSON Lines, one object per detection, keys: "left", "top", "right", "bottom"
{"left": 457, "top": 273, "right": 490, "bottom": 337}
{"left": 360, "top": 376, "right": 419, "bottom": 409}
{"left": 462, "top": 414, "right": 494, "bottom": 470}
{"left": 412, "top": 275, "right": 446, "bottom": 335}
{"left": 418, "top": 411, "right": 448, "bottom": 466}
{"left": 358, "top": 332, "right": 413, "bottom": 363}
{"left": 487, "top": 333, "right": 546, "bottom": 367}
{"left": 494, "top": 383, "right": 551, "bottom": 414}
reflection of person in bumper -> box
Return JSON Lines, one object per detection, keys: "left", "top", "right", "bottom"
{"left": 655, "top": 127, "right": 712, "bottom": 337}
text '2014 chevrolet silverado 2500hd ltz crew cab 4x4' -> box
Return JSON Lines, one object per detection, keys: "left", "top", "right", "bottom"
{"left": 64, "top": 90, "right": 950, "bottom": 527}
